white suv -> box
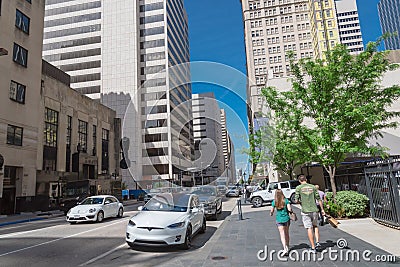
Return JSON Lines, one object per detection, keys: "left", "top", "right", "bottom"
{"left": 250, "top": 180, "right": 300, "bottom": 207}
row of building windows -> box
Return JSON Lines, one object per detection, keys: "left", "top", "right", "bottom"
{"left": 43, "top": 48, "right": 101, "bottom": 62}
{"left": 44, "top": 12, "right": 101, "bottom": 28}
{"left": 338, "top": 16, "right": 359, "bottom": 23}
{"left": 255, "top": 67, "right": 268, "bottom": 75}
{"left": 339, "top": 23, "right": 360, "bottom": 29}
{"left": 59, "top": 60, "right": 101, "bottom": 72}
{"left": 340, "top": 35, "right": 363, "bottom": 41}
{"left": 337, "top": 11, "right": 358, "bottom": 17}
{"left": 140, "top": 26, "right": 164, "bottom": 37}
{"left": 252, "top": 39, "right": 265, "bottom": 46}
{"left": 139, "top": 2, "right": 164, "bottom": 12}
{"left": 70, "top": 73, "right": 100, "bottom": 84}
{"left": 253, "top": 48, "right": 266, "bottom": 56}
{"left": 140, "top": 65, "right": 166, "bottom": 75}
{"left": 268, "top": 46, "right": 280, "bottom": 54}
{"left": 140, "top": 14, "right": 164, "bottom": 24}
{"left": 75, "top": 85, "right": 101, "bottom": 95}
{"left": 44, "top": 24, "right": 101, "bottom": 39}
{"left": 43, "top": 36, "right": 101, "bottom": 51}
{"left": 45, "top": 1, "right": 101, "bottom": 17}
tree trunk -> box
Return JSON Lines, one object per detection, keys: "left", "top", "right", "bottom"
{"left": 325, "top": 165, "right": 337, "bottom": 198}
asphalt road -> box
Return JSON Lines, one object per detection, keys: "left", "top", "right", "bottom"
{"left": 0, "top": 197, "right": 238, "bottom": 267}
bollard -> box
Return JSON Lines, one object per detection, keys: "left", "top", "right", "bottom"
{"left": 237, "top": 198, "right": 243, "bottom": 220}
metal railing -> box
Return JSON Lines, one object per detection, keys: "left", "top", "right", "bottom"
{"left": 364, "top": 158, "right": 400, "bottom": 228}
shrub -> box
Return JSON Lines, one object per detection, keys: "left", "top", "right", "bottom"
{"left": 325, "top": 190, "right": 369, "bottom": 218}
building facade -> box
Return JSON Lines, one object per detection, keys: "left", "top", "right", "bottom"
{"left": 43, "top": 0, "right": 194, "bottom": 189}
{"left": 192, "top": 93, "right": 225, "bottom": 184}
{"left": 42, "top": 0, "right": 102, "bottom": 98}
{"left": 0, "top": 0, "right": 46, "bottom": 215}
{"left": 335, "top": 0, "right": 363, "bottom": 54}
{"left": 220, "top": 109, "right": 237, "bottom": 184}
{"left": 34, "top": 60, "right": 120, "bottom": 211}
{"left": 378, "top": 0, "right": 400, "bottom": 50}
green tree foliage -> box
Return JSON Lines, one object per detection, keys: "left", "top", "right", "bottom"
{"left": 262, "top": 39, "right": 400, "bottom": 197}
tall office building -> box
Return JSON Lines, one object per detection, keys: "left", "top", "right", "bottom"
{"left": 43, "top": 0, "right": 102, "bottom": 98}
{"left": 378, "top": 0, "right": 400, "bottom": 50}
{"left": 335, "top": 0, "right": 363, "bottom": 54}
{"left": 308, "top": 0, "right": 340, "bottom": 59}
{"left": 43, "top": 0, "right": 193, "bottom": 188}
{"left": 220, "top": 109, "right": 237, "bottom": 184}
{"left": 241, "top": 0, "right": 315, "bottom": 121}
{"left": 192, "top": 93, "right": 225, "bottom": 184}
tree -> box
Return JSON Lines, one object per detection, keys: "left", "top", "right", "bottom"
{"left": 262, "top": 40, "right": 400, "bottom": 197}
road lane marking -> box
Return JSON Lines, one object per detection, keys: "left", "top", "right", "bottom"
{"left": 0, "top": 225, "right": 61, "bottom": 239}
{"left": 79, "top": 243, "right": 127, "bottom": 266}
{"left": 0, "top": 219, "right": 128, "bottom": 257}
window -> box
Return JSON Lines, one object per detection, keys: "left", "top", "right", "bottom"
{"left": 15, "top": 9, "right": 30, "bottom": 34}
{"left": 7, "top": 125, "right": 23, "bottom": 146}
{"left": 78, "top": 120, "right": 88, "bottom": 152}
{"left": 66, "top": 116, "right": 72, "bottom": 172}
{"left": 9, "top": 80, "right": 26, "bottom": 104}
{"left": 13, "top": 43, "right": 28, "bottom": 67}
{"left": 26, "top": 0, "right": 31, "bottom": 3}
{"left": 101, "top": 129, "right": 109, "bottom": 174}
{"left": 0, "top": 0, "right": 3, "bottom": 16}
{"left": 44, "top": 108, "right": 58, "bottom": 147}
{"left": 92, "top": 125, "right": 97, "bottom": 156}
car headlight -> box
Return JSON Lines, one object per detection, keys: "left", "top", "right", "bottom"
{"left": 167, "top": 222, "right": 185, "bottom": 229}
{"left": 88, "top": 208, "right": 97, "bottom": 213}
{"left": 128, "top": 220, "right": 136, "bottom": 226}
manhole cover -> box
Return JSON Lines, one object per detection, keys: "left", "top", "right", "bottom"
{"left": 211, "top": 256, "right": 227, "bottom": 261}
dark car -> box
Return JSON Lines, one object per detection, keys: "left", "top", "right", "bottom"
{"left": 191, "top": 186, "right": 222, "bottom": 220}
{"left": 59, "top": 194, "right": 89, "bottom": 215}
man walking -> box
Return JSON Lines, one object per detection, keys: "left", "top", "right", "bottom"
{"left": 295, "top": 174, "right": 325, "bottom": 253}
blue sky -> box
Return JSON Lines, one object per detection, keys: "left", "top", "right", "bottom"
{"left": 185, "top": 0, "right": 383, "bottom": 175}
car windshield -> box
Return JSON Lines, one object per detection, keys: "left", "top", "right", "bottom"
{"left": 229, "top": 186, "right": 236, "bottom": 190}
{"left": 80, "top": 197, "right": 104, "bottom": 205}
{"left": 192, "top": 187, "right": 216, "bottom": 196}
{"left": 142, "top": 194, "right": 189, "bottom": 212}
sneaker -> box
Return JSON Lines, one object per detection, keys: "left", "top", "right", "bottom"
{"left": 315, "top": 242, "right": 322, "bottom": 251}
{"left": 308, "top": 248, "right": 317, "bottom": 254}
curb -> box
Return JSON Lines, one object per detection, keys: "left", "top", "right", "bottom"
{"left": 0, "top": 213, "right": 65, "bottom": 227}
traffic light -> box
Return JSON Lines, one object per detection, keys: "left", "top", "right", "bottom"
{"left": 120, "top": 137, "right": 130, "bottom": 169}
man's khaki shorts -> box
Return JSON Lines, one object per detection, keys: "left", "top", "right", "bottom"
{"left": 301, "top": 212, "right": 318, "bottom": 229}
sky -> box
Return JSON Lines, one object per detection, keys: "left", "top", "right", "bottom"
{"left": 185, "top": 0, "right": 384, "bottom": 175}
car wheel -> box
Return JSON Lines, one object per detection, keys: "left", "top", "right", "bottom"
{"left": 96, "top": 211, "right": 104, "bottom": 222}
{"left": 252, "top": 196, "right": 263, "bottom": 208}
{"left": 199, "top": 217, "right": 206, "bottom": 234}
{"left": 117, "top": 207, "right": 123, "bottom": 218}
{"left": 290, "top": 193, "right": 296, "bottom": 204}
{"left": 180, "top": 225, "right": 192, "bottom": 250}
{"left": 69, "top": 222, "right": 76, "bottom": 225}
{"left": 211, "top": 209, "right": 218, "bottom": 220}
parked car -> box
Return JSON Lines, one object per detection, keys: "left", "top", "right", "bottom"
{"left": 59, "top": 193, "right": 89, "bottom": 215}
{"left": 250, "top": 180, "right": 301, "bottom": 208}
{"left": 66, "top": 195, "right": 124, "bottom": 224}
{"left": 216, "top": 185, "right": 228, "bottom": 195}
{"left": 226, "top": 186, "right": 240, "bottom": 197}
{"left": 126, "top": 193, "right": 206, "bottom": 249}
{"left": 191, "top": 186, "right": 222, "bottom": 220}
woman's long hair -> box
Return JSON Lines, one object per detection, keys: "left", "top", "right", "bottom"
{"left": 274, "top": 189, "right": 285, "bottom": 210}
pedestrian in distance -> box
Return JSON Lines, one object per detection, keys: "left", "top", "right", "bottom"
{"left": 295, "top": 174, "right": 325, "bottom": 253}
{"left": 315, "top": 185, "right": 327, "bottom": 226}
{"left": 270, "top": 189, "right": 293, "bottom": 255}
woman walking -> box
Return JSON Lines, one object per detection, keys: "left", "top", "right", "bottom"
{"left": 270, "top": 189, "right": 293, "bottom": 254}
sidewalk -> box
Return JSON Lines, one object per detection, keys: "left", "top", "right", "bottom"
{"left": 0, "top": 210, "right": 64, "bottom": 227}
{"left": 162, "top": 198, "right": 400, "bottom": 267}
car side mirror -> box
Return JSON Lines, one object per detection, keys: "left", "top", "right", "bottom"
{"left": 77, "top": 202, "right": 81, "bottom": 205}
{"left": 138, "top": 206, "right": 143, "bottom": 211}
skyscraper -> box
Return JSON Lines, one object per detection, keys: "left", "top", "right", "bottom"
{"left": 378, "top": 0, "right": 400, "bottom": 50}
{"left": 43, "top": 0, "right": 193, "bottom": 188}
{"left": 335, "top": 0, "right": 363, "bottom": 54}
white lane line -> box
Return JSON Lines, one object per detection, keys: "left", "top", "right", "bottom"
{"left": 79, "top": 243, "right": 127, "bottom": 266}
{"left": 0, "top": 219, "right": 127, "bottom": 257}
{"left": 0, "top": 225, "right": 61, "bottom": 239}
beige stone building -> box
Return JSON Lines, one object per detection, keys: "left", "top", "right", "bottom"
{"left": 31, "top": 61, "right": 121, "bottom": 211}
{"left": 0, "top": 0, "right": 46, "bottom": 214}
